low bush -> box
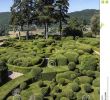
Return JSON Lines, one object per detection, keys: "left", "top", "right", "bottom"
{"left": 41, "top": 87, "right": 50, "bottom": 96}
{"left": 57, "top": 78, "right": 66, "bottom": 86}
{"left": 37, "top": 42, "right": 46, "bottom": 48}
{"left": 46, "top": 39, "right": 55, "bottom": 45}
{"left": 40, "top": 72, "right": 57, "bottom": 81}
{"left": 78, "top": 54, "right": 98, "bottom": 71}
{"left": 84, "top": 84, "right": 93, "bottom": 93}
{"left": 64, "top": 52, "right": 79, "bottom": 64}
{"left": 77, "top": 45, "right": 93, "bottom": 54}
{"left": 93, "top": 78, "right": 100, "bottom": 87}
{"left": 56, "top": 71, "right": 76, "bottom": 81}
{"left": 77, "top": 76, "right": 93, "bottom": 84}
{"left": 60, "top": 97, "right": 69, "bottom": 100}
{"left": 56, "top": 54, "right": 68, "bottom": 66}
{"left": 68, "top": 62, "right": 76, "bottom": 71}
{"left": 8, "top": 56, "right": 42, "bottom": 67}
{"left": 62, "top": 88, "right": 76, "bottom": 99}
{"left": 68, "top": 82, "right": 81, "bottom": 92}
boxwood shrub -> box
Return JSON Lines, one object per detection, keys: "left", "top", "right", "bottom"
{"left": 78, "top": 54, "right": 98, "bottom": 71}
{"left": 93, "top": 78, "right": 100, "bottom": 87}
{"left": 84, "top": 84, "right": 93, "bottom": 93}
{"left": 64, "top": 52, "right": 79, "bottom": 64}
{"left": 68, "top": 62, "right": 76, "bottom": 71}
{"left": 77, "top": 76, "right": 94, "bottom": 84}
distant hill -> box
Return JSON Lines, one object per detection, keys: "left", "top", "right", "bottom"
{"left": 0, "top": 12, "right": 11, "bottom": 26}
{"left": 0, "top": 9, "right": 99, "bottom": 26}
{"left": 68, "top": 9, "right": 99, "bottom": 24}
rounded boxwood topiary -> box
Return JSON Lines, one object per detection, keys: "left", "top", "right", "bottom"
{"left": 84, "top": 84, "right": 93, "bottom": 93}
{"left": 68, "top": 82, "right": 81, "bottom": 92}
{"left": 37, "top": 42, "right": 46, "bottom": 48}
{"left": 78, "top": 54, "right": 98, "bottom": 71}
{"left": 64, "top": 52, "right": 79, "bottom": 64}
{"left": 56, "top": 54, "right": 68, "bottom": 66}
{"left": 62, "top": 89, "right": 76, "bottom": 99}
{"left": 78, "top": 76, "right": 93, "bottom": 84}
{"left": 68, "top": 62, "right": 76, "bottom": 71}
{"left": 93, "top": 78, "right": 100, "bottom": 87}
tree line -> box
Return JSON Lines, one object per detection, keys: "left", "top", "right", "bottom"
{"left": 10, "top": 0, "right": 69, "bottom": 39}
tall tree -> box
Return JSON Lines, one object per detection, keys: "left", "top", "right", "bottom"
{"left": 35, "top": 0, "right": 55, "bottom": 39}
{"left": 54, "top": 0, "right": 69, "bottom": 38}
{"left": 91, "top": 14, "right": 100, "bottom": 36}
{"left": 10, "top": 0, "right": 35, "bottom": 40}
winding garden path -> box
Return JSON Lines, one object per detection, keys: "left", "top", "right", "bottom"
{"left": 8, "top": 72, "right": 23, "bottom": 79}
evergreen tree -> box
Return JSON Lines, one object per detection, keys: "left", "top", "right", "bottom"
{"left": 35, "top": 0, "right": 55, "bottom": 39}
{"left": 54, "top": 0, "right": 69, "bottom": 38}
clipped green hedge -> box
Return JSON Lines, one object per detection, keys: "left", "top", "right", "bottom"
{"left": 56, "top": 54, "right": 68, "bottom": 66}
{"left": 64, "top": 52, "right": 79, "bottom": 63}
{"left": 7, "top": 58, "right": 45, "bottom": 74}
{"left": 78, "top": 54, "right": 98, "bottom": 71}
{"left": 93, "top": 78, "right": 100, "bottom": 87}
{"left": 0, "top": 67, "right": 42, "bottom": 100}
{"left": 49, "top": 54, "right": 68, "bottom": 66}
{"left": 77, "top": 76, "right": 94, "bottom": 84}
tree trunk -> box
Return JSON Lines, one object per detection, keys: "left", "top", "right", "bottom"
{"left": 45, "top": 23, "right": 48, "bottom": 39}
{"left": 59, "top": 19, "right": 62, "bottom": 38}
{"left": 18, "top": 31, "right": 21, "bottom": 40}
{"left": 26, "top": 23, "right": 29, "bottom": 40}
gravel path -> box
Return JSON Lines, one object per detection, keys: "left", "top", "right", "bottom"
{"left": 8, "top": 72, "right": 23, "bottom": 79}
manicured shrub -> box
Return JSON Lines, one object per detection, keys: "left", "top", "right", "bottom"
{"left": 68, "top": 62, "right": 76, "bottom": 71}
{"left": 30, "top": 67, "right": 43, "bottom": 78}
{"left": 93, "top": 78, "right": 100, "bottom": 87}
{"left": 62, "top": 89, "right": 76, "bottom": 99}
{"left": 60, "top": 97, "right": 69, "bottom": 100}
{"left": 86, "top": 70, "right": 96, "bottom": 78}
{"left": 57, "top": 78, "right": 67, "bottom": 86}
{"left": 64, "top": 52, "right": 79, "bottom": 63}
{"left": 78, "top": 54, "right": 98, "bottom": 71}
{"left": 8, "top": 57, "right": 17, "bottom": 64}
{"left": 41, "top": 87, "right": 50, "bottom": 96}
{"left": 77, "top": 50, "right": 84, "bottom": 55}
{"left": 37, "top": 42, "right": 46, "bottom": 48}
{"left": 38, "top": 81, "right": 47, "bottom": 87}
{"left": 56, "top": 54, "right": 68, "bottom": 66}
{"left": 46, "top": 39, "right": 55, "bottom": 45}
{"left": 84, "top": 84, "right": 93, "bottom": 93}
{"left": 20, "top": 82, "right": 27, "bottom": 90}
{"left": 78, "top": 45, "right": 93, "bottom": 54}
{"left": 56, "top": 71, "right": 76, "bottom": 81}
{"left": 53, "top": 86, "right": 62, "bottom": 93}
{"left": 12, "top": 56, "right": 42, "bottom": 67}
{"left": 78, "top": 76, "right": 93, "bottom": 84}
{"left": 68, "top": 82, "right": 81, "bottom": 92}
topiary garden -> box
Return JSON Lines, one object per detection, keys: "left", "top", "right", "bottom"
{"left": 0, "top": 36, "right": 99, "bottom": 100}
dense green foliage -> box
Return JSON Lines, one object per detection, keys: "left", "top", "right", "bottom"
{"left": 0, "top": 36, "right": 99, "bottom": 99}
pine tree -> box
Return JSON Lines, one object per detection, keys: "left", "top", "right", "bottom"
{"left": 35, "top": 0, "right": 55, "bottom": 39}
{"left": 54, "top": 0, "right": 69, "bottom": 38}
